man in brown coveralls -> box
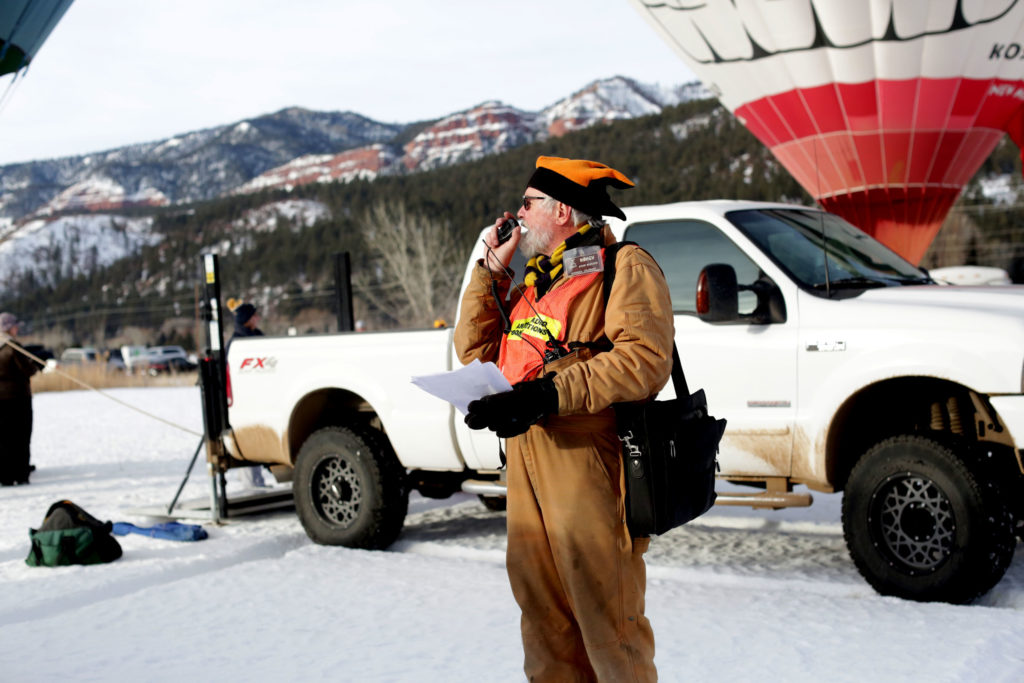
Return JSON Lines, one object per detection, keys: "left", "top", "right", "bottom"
{"left": 454, "top": 156, "right": 674, "bottom": 681}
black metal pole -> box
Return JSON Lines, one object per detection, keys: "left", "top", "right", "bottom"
{"left": 168, "top": 437, "right": 205, "bottom": 514}
{"left": 199, "top": 253, "right": 229, "bottom": 522}
{"left": 334, "top": 251, "right": 354, "bottom": 332}
{"left": 200, "top": 254, "right": 229, "bottom": 432}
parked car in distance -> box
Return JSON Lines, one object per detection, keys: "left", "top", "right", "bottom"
{"left": 928, "top": 265, "right": 1012, "bottom": 286}
{"left": 106, "top": 348, "right": 127, "bottom": 372}
{"left": 120, "top": 345, "right": 150, "bottom": 374}
{"left": 147, "top": 345, "right": 197, "bottom": 374}
{"left": 59, "top": 347, "right": 99, "bottom": 365}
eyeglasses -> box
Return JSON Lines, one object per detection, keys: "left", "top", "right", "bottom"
{"left": 521, "top": 195, "right": 547, "bottom": 211}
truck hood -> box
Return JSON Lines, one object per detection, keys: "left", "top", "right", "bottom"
{"left": 803, "top": 284, "right": 1024, "bottom": 339}
{"left": 856, "top": 284, "right": 1024, "bottom": 316}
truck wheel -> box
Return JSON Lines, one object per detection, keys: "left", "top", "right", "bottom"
{"left": 293, "top": 425, "right": 407, "bottom": 549}
{"left": 842, "top": 435, "right": 1015, "bottom": 603}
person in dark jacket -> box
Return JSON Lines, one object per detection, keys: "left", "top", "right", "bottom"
{"left": 0, "top": 312, "right": 41, "bottom": 485}
{"left": 231, "top": 303, "right": 263, "bottom": 339}
{"left": 228, "top": 302, "right": 267, "bottom": 488}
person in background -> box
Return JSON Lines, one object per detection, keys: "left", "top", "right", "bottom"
{"left": 228, "top": 301, "right": 268, "bottom": 489}
{"left": 455, "top": 156, "right": 674, "bottom": 680}
{"left": 232, "top": 302, "right": 263, "bottom": 339}
{"left": 0, "top": 312, "right": 42, "bottom": 486}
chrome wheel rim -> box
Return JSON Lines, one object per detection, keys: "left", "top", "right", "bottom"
{"left": 870, "top": 473, "right": 955, "bottom": 574}
{"left": 313, "top": 453, "right": 362, "bottom": 527}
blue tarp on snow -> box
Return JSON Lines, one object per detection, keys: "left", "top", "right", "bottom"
{"left": 112, "top": 521, "right": 208, "bottom": 541}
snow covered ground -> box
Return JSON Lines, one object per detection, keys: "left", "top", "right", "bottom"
{"left": 1, "top": 386, "right": 1022, "bottom": 682}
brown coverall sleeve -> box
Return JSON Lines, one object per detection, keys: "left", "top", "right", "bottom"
{"left": 454, "top": 261, "right": 516, "bottom": 366}
{"left": 554, "top": 245, "right": 675, "bottom": 415}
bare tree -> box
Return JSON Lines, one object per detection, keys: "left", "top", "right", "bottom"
{"left": 923, "top": 210, "right": 983, "bottom": 269}
{"left": 354, "top": 201, "right": 465, "bottom": 329}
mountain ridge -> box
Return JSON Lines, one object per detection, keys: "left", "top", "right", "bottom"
{"left": 0, "top": 76, "right": 709, "bottom": 225}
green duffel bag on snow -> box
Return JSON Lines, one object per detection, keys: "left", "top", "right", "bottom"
{"left": 26, "top": 500, "right": 122, "bottom": 567}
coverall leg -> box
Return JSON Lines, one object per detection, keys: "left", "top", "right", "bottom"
{"left": 505, "top": 414, "right": 656, "bottom": 682}
{"left": 0, "top": 397, "right": 31, "bottom": 484}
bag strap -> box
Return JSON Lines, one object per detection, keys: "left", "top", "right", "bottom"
{"left": 604, "top": 241, "right": 690, "bottom": 398}
{"left": 670, "top": 344, "right": 689, "bottom": 398}
{"left": 44, "top": 499, "right": 71, "bottom": 519}
{"left": 58, "top": 534, "right": 79, "bottom": 564}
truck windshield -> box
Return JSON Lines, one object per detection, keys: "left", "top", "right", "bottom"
{"left": 727, "top": 208, "right": 931, "bottom": 294}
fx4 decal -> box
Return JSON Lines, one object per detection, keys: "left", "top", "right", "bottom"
{"left": 238, "top": 357, "right": 278, "bottom": 372}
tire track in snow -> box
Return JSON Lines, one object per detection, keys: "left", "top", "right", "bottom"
{"left": 393, "top": 498, "right": 1024, "bottom": 606}
{"left": 0, "top": 530, "right": 310, "bottom": 625}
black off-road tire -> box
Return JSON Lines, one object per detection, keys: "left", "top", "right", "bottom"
{"left": 842, "top": 434, "right": 1016, "bottom": 603}
{"left": 293, "top": 425, "right": 407, "bottom": 549}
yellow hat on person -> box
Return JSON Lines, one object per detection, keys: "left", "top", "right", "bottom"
{"left": 526, "top": 156, "right": 634, "bottom": 220}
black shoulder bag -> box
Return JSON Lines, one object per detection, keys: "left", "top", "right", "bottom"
{"left": 604, "top": 243, "right": 727, "bottom": 537}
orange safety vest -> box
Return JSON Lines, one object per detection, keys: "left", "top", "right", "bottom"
{"left": 498, "top": 266, "right": 603, "bottom": 385}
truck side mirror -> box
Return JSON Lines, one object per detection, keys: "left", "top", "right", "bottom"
{"left": 747, "top": 277, "right": 788, "bottom": 324}
{"left": 696, "top": 264, "right": 739, "bottom": 322}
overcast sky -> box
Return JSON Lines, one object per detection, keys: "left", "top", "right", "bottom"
{"left": 0, "top": 0, "right": 697, "bottom": 166}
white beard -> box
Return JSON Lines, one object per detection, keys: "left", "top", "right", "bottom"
{"left": 518, "top": 221, "right": 553, "bottom": 259}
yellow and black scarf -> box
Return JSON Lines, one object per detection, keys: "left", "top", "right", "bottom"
{"left": 523, "top": 222, "right": 604, "bottom": 298}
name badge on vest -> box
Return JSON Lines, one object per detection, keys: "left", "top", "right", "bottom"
{"left": 563, "top": 245, "right": 603, "bottom": 278}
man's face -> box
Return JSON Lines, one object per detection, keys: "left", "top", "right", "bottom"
{"left": 516, "top": 187, "right": 558, "bottom": 258}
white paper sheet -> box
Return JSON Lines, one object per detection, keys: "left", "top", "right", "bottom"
{"left": 410, "top": 359, "right": 512, "bottom": 415}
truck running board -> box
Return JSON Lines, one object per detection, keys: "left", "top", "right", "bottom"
{"left": 125, "top": 486, "right": 295, "bottom": 522}
{"left": 713, "top": 490, "right": 813, "bottom": 509}
{"left": 461, "top": 479, "right": 507, "bottom": 497}
{"left": 460, "top": 479, "right": 813, "bottom": 510}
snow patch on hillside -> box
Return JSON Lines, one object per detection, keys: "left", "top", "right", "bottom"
{"left": 0, "top": 214, "right": 161, "bottom": 287}
{"left": 980, "top": 174, "right": 1022, "bottom": 205}
{"left": 231, "top": 199, "right": 330, "bottom": 234}
{"left": 541, "top": 77, "right": 711, "bottom": 134}
{"left": 204, "top": 199, "right": 332, "bottom": 257}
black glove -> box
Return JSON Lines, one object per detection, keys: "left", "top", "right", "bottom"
{"left": 465, "top": 374, "right": 559, "bottom": 438}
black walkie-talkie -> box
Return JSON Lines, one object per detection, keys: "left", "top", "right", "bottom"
{"left": 497, "top": 217, "right": 518, "bottom": 244}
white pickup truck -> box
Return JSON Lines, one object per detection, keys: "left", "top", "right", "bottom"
{"left": 224, "top": 200, "right": 1024, "bottom": 603}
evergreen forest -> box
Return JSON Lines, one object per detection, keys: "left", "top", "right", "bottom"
{"left": 3, "top": 98, "right": 1022, "bottom": 352}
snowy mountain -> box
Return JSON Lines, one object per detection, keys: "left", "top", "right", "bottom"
{"left": 232, "top": 144, "right": 402, "bottom": 194}
{"left": 399, "top": 100, "right": 539, "bottom": 172}
{"left": 0, "top": 214, "right": 162, "bottom": 289}
{"left": 0, "top": 76, "right": 709, "bottom": 216}
{"left": 0, "top": 108, "right": 405, "bottom": 221}
{"left": 0, "top": 198, "right": 333, "bottom": 294}
{"left": 237, "top": 76, "right": 710, "bottom": 192}
{"left": 540, "top": 78, "right": 707, "bottom": 136}
{"left": 0, "top": 76, "right": 711, "bottom": 304}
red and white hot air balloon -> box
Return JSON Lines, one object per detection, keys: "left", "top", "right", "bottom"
{"left": 630, "top": 0, "right": 1024, "bottom": 264}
